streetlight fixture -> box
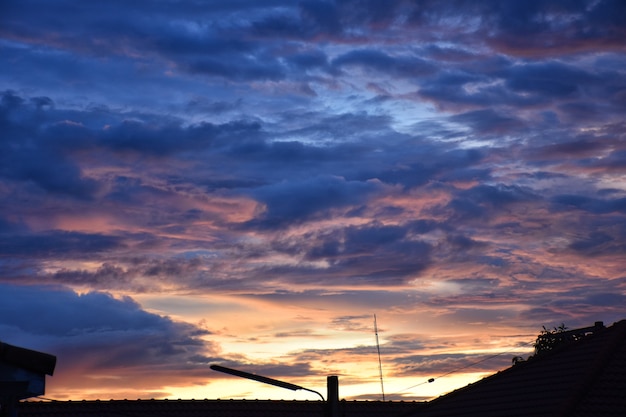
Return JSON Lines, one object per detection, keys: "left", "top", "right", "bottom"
{"left": 210, "top": 364, "right": 324, "bottom": 400}
{"left": 210, "top": 364, "right": 339, "bottom": 417}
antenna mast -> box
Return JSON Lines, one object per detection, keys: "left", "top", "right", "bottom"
{"left": 374, "top": 314, "right": 385, "bottom": 401}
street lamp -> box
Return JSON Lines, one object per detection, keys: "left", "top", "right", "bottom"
{"left": 209, "top": 364, "right": 324, "bottom": 400}
{"left": 210, "top": 364, "right": 339, "bottom": 417}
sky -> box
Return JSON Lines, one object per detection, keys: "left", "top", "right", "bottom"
{"left": 1, "top": 0, "right": 626, "bottom": 403}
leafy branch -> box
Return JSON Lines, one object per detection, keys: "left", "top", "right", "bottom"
{"left": 533, "top": 323, "right": 571, "bottom": 356}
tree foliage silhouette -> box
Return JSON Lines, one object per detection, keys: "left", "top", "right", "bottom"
{"left": 533, "top": 323, "right": 570, "bottom": 355}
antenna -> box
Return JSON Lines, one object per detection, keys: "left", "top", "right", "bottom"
{"left": 374, "top": 314, "right": 385, "bottom": 401}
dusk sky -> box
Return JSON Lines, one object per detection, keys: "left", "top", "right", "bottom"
{"left": 2, "top": 0, "right": 626, "bottom": 402}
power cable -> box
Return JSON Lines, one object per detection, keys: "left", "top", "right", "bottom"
{"left": 392, "top": 339, "right": 535, "bottom": 395}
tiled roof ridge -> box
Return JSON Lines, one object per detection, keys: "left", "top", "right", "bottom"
{"left": 17, "top": 398, "right": 427, "bottom": 417}
{"left": 22, "top": 398, "right": 418, "bottom": 404}
{"left": 556, "top": 319, "right": 626, "bottom": 416}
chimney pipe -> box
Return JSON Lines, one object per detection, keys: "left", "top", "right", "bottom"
{"left": 326, "top": 376, "right": 339, "bottom": 417}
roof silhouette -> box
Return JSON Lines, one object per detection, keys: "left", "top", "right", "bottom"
{"left": 403, "top": 319, "right": 626, "bottom": 417}
{"left": 18, "top": 398, "right": 423, "bottom": 417}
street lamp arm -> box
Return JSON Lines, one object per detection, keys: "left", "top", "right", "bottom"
{"left": 301, "top": 386, "right": 325, "bottom": 401}
{"left": 210, "top": 364, "right": 325, "bottom": 401}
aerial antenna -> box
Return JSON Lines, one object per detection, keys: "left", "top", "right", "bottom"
{"left": 374, "top": 314, "right": 385, "bottom": 401}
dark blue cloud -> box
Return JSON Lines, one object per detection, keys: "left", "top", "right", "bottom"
{"left": 505, "top": 62, "right": 594, "bottom": 98}
{"left": 285, "top": 50, "right": 330, "bottom": 72}
{"left": 531, "top": 139, "right": 608, "bottom": 160}
{"left": 568, "top": 232, "right": 616, "bottom": 255}
{"left": 417, "top": 59, "right": 546, "bottom": 109}
{"left": 411, "top": 0, "right": 626, "bottom": 53}
{"left": 1, "top": 251, "right": 210, "bottom": 292}
{"left": 186, "top": 97, "right": 243, "bottom": 115}
{"left": 461, "top": 184, "right": 538, "bottom": 206}
{"left": 1, "top": 146, "right": 98, "bottom": 198}
{"left": 253, "top": 1, "right": 344, "bottom": 39}
{"left": 596, "top": 149, "right": 626, "bottom": 170}
{"left": 280, "top": 112, "right": 394, "bottom": 144}
{"left": 0, "top": 231, "right": 123, "bottom": 258}
{"left": 0, "top": 91, "right": 98, "bottom": 198}
{"left": 0, "top": 216, "right": 27, "bottom": 234}
{"left": 0, "top": 284, "right": 216, "bottom": 393}
{"left": 343, "top": 223, "right": 407, "bottom": 250}
{"left": 252, "top": 13, "right": 311, "bottom": 39}
{"left": 551, "top": 194, "right": 626, "bottom": 214}
{"left": 51, "top": 263, "right": 132, "bottom": 289}
{"left": 445, "top": 234, "right": 487, "bottom": 251}
{"left": 450, "top": 109, "right": 524, "bottom": 135}
{"left": 332, "top": 49, "right": 435, "bottom": 78}
{"left": 300, "top": 0, "right": 342, "bottom": 34}
{"left": 98, "top": 118, "right": 266, "bottom": 157}
{"left": 185, "top": 55, "right": 286, "bottom": 81}
{"left": 585, "top": 292, "right": 626, "bottom": 306}
{"left": 447, "top": 184, "right": 539, "bottom": 221}
{"left": 0, "top": 284, "right": 189, "bottom": 337}
{"left": 287, "top": 222, "right": 434, "bottom": 283}
{"left": 247, "top": 175, "right": 383, "bottom": 227}
{"left": 0, "top": 90, "right": 269, "bottom": 160}
{"left": 305, "top": 223, "right": 408, "bottom": 260}
{"left": 356, "top": 147, "right": 487, "bottom": 189}
{"left": 585, "top": 0, "right": 626, "bottom": 37}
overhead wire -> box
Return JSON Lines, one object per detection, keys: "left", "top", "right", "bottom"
{"left": 391, "top": 338, "right": 535, "bottom": 396}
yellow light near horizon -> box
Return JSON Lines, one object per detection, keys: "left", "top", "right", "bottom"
{"left": 158, "top": 370, "right": 492, "bottom": 402}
